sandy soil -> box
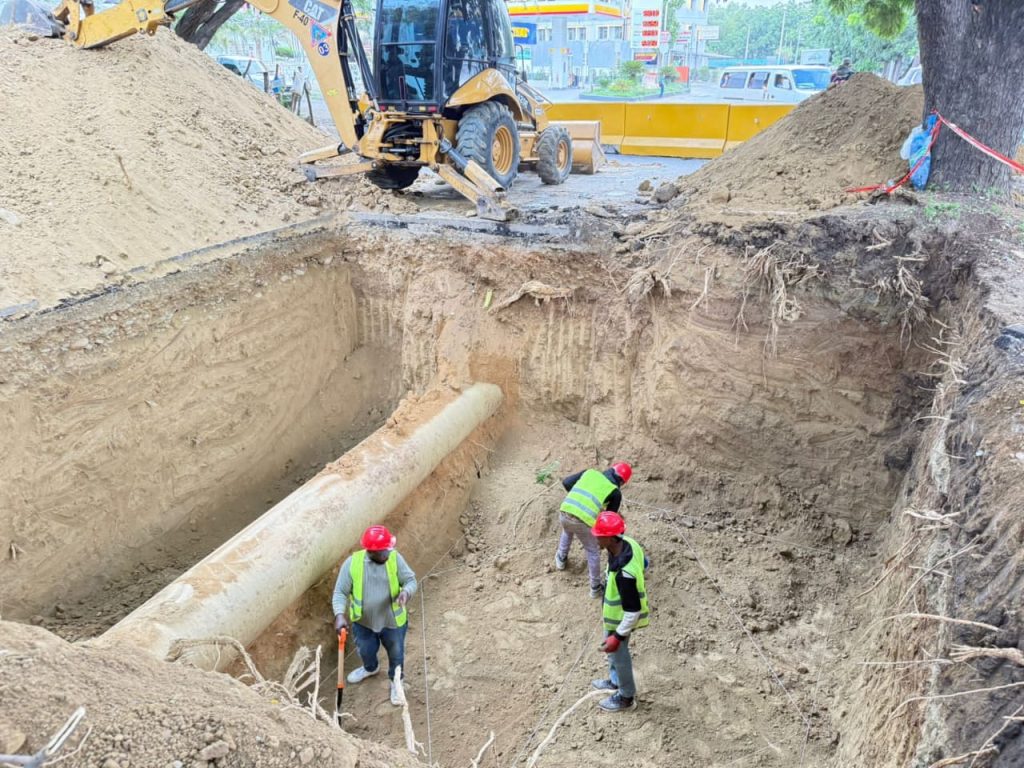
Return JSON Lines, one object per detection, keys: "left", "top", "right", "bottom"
{"left": 0, "top": 619, "right": 425, "bottom": 768}
{"left": 1, "top": 26, "right": 1022, "bottom": 767}
{"left": 644, "top": 74, "right": 924, "bottom": 229}
{"left": 0, "top": 31, "right": 416, "bottom": 313}
{"left": 4, "top": 200, "right": 994, "bottom": 767}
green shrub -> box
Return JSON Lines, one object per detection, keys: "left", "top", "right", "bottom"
{"left": 274, "top": 44, "right": 296, "bottom": 58}
{"left": 658, "top": 65, "right": 677, "bottom": 82}
{"left": 619, "top": 60, "right": 644, "bottom": 82}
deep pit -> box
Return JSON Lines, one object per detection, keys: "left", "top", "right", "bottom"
{"left": 2, "top": 203, "right": 1022, "bottom": 767}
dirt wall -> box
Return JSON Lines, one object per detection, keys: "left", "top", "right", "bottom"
{"left": 0, "top": 232, "right": 403, "bottom": 624}
{"left": 836, "top": 260, "right": 1024, "bottom": 767}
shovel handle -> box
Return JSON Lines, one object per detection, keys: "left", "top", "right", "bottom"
{"left": 337, "top": 628, "right": 347, "bottom": 689}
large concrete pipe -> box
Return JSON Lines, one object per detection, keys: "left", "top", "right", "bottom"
{"left": 92, "top": 383, "right": 503, "bottom": 667}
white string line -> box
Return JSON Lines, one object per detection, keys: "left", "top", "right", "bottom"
{"left": 509, "top": 623, "right": 602, "bottom": 768}
{"left": 418, "top": 586, "right": 433, "bottom": 766}
{"left": 798, "top": 548, "right": 846, "bottom": 767}
{"left": 627, "top": 497, "right": 835, "bottom": 556}
{"left": 634, "top": 500, "right": 812, "bottom": 731}
{"left": 412, "top": 531, "right": 476, "bottom": 767}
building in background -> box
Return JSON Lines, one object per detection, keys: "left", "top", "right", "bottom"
{"left": 506, "top": 0, "right": 720, "bottom": 86}
{"left": 507, "top": 0, "right": 627, "bottom": 86}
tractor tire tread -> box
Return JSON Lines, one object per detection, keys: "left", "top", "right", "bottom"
{"left": 455, "top": 101, "right": 520, "bottom": 189}
{"left": 536, "top": 125, "right": 573, "bottom": 185}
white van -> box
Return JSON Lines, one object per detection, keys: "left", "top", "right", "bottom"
{"left": 716, "top": 65, "right": 831, "bottom": 103}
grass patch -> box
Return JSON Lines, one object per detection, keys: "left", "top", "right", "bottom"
{"left": 587, "top": 82, "right": 687, "bottom": 99}
{"left": 924, "top": 200, "right": 962, "bottom": 222}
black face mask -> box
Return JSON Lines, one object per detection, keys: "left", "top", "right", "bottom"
{"left": 368, "top": 551, "right": 391, "bottom": 564}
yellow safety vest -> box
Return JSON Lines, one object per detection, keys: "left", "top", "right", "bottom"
{"left": 602, "top": 536, "right": 649, "bottom": 633}
{"left": 560, "top": 469, "right": 617, "bottom": 527}
{"left": 348, "top": 550, "right": 407, "bottom": 627}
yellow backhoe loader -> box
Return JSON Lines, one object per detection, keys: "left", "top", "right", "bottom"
{"left": 50, "top": 0, "right": 605, "bottom": 220}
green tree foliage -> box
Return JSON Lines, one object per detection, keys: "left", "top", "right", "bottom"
{"left": 827, "top": 0, "right": 911, "bottom": 38}
{"left": 706, "top": 0, "right": 917, "bottom": 71}
{"left": 619, "top": 60, "right": 645, "bottom": 82}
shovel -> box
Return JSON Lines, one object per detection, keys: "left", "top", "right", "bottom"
{"left": 335, "top": 627, "right": 348, "bottom": 725}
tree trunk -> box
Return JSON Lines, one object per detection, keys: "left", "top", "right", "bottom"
{"left": 915, "top": 0, "right": 1024, "bottom": 193}
{"left": 174, "top": 0, "right": 245, "bottom": 50}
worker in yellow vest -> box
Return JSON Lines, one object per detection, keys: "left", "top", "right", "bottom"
{"left": 554, "top": 462, "right": 632, "bottom": 598}
{"left": 591, "top": 511, "right": 649, "bottom": 713}
{"left": 332, "top": 525, "right": 417, "bottom": 706}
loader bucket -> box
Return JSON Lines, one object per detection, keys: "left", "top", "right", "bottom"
{"left": 553, "top": 120, "right": 606, "bottom": 175}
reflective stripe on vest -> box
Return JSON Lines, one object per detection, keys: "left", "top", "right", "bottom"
{"left": 559, "top": 469, "right": 617, "bottom": 527}
{"left": 348, "top": 550, "right": 408, "bottom": 627}
{"left": 602, "top": 536, "right": 650, "bottom": 632}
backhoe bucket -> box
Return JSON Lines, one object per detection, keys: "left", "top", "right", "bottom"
{"left": 554, "top": 120, "right": 606, "bottom": 175}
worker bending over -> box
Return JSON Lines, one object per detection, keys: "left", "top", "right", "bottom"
{"left": 332, "top": 525, "right": 417, "bottom": 706}
{"left": 555, "top": 461, "right": 632, "bottom": 597}
{"left": 591, "top": 511, "right": 649, "bottom": 713}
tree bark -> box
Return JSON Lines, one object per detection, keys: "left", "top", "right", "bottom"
{"left": 915, "top": 0, "right": 1024, "bottom": 193}
{"left": 174, "top": 0, "right": 245, "bottom": 50}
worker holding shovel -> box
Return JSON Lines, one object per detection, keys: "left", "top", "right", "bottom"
{"left": 591, "top": 511, "right": 649, "bottom": 713}
{"left": 332, "top": 525, "right": 418, "bottom": 706}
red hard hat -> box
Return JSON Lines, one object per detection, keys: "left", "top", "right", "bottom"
{"left": 591, "top": 511, "right": 626, "bottom": 537}
{"left": 361, "top": 525, "right": 396, "bottom": 552}
{"left": 611, "top": 462, "right": 632, "bottom": 485}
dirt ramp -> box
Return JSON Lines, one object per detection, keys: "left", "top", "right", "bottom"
{"left": 668, "top": 74, "right": 923, "bottom": 218}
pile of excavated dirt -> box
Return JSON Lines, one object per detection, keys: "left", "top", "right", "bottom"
{"left": 0, "top": 620, "right": 425, "bottom": 768}
{"left": 0, "top": 30, "right": 415, "bottom": 311}
{"left": 671, "top": 74, "right": 924, "bottom": 219}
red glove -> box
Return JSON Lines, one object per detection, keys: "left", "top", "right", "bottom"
{"left": 600, "top": 634, "right": 621, "bottom": 653}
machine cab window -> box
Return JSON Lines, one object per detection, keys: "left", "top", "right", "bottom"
{"left": 444, "top": 0, "right": 488, "bottom": 93}
{"left": 377, "top": 0, "right": 439, "bottom": 103}
{"left": 442, "top": 0, "right": 516, "bottom": 95}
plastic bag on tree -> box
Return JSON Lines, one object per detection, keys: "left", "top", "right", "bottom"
{"left": 0, "top": 0, "right": 64, "bottom": 36}
{"left": 909, "top": 114, "right": 938, "bottom": 191}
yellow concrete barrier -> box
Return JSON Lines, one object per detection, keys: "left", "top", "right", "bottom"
{"left": 620, "top": 103, "right": 730, "bottom": 158}
{"left": 724, "top": 104, "right": 794, "bottom": 150}
{"left": 546, "top": 102, "right": 626, "bottom": 147}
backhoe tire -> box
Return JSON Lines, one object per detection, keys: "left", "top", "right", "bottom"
{"left": 536, "top": 126, "right": 573, "bottom": 185}
{"left": 455, "top": 102, "right": 520, "bottom": 189}
{"left": 366, "top": 164, "right": 420, "bottom": 191}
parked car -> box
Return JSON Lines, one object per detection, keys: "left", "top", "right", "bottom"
{"left": 898, "top": 65, "right": 922, "bottom": 86}
{"left": 216, "top": 55, "right": 270, "bottom": 92}
{"left": 716, "top": 65, "right": 831, "bottom": 103}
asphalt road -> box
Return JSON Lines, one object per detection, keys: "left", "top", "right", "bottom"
{"left": 403, "top": 153, "right": 704, "bottom": 216}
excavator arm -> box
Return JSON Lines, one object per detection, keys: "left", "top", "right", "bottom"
{"left": 52, "top": 0, "right": 369, "bottom": 152}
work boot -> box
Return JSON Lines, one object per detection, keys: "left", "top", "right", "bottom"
{"left": 591, "top": 679, "right": 617, "bottom": 691}
{"left": 390, "top": 680, "right": 402, "bottom": 707}
{"left": 554, "top": 552, "right": 567, "bottom": 571}
{"left": 346, "top": 666, "right": 379, "bottom": 685}
{"left": 590, "top": 582, "right": 605, "bottom": 599}
{"left": 598, "top": 693, "right": 636, "bottom": 712}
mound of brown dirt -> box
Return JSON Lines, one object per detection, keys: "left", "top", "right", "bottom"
{"left": 677, "top": 74, "right": 924, "bottom": 218}
{"left": 0, "top": 620, "right": 424, "bottom": 768}
{"left": 0, "top": 31, "right": 412, "bottom": 310}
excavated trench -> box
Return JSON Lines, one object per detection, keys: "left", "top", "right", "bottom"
{"left": 0, "top": 210, "right": 1009, "bottom": 767}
